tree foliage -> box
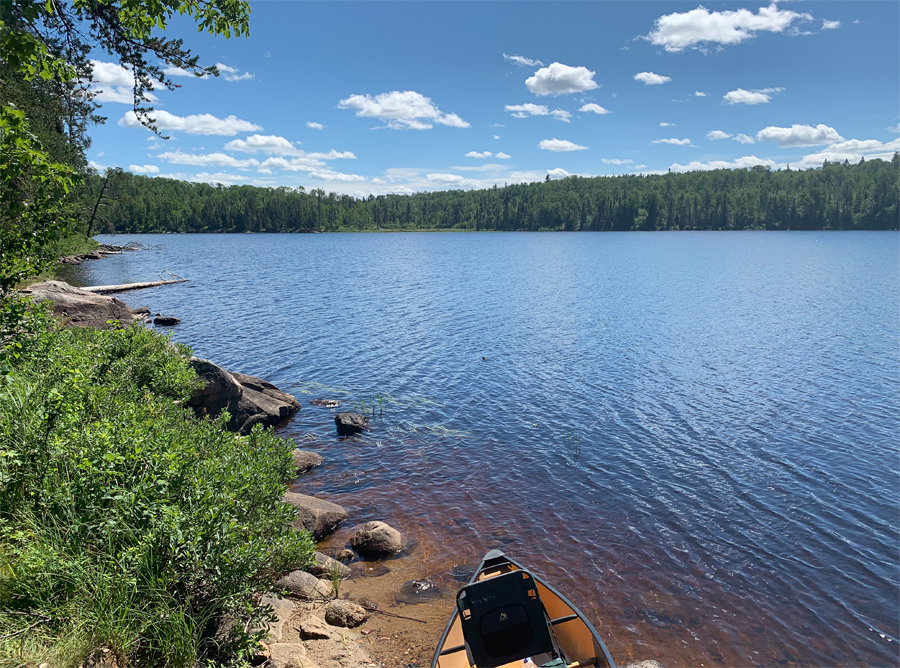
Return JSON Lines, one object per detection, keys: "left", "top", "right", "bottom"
{"left": 96, "top": 157, "right": 900, "bottom": 234}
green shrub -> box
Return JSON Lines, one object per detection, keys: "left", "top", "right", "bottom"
{"left": 0, "top": 322, "right": 313, "bottom": 667}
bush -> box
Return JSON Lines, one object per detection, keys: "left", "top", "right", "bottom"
{"left": 0, "top": 321, "right": 313, "bottom": 667}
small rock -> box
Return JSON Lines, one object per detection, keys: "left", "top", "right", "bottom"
{"left": 275, "top": 570, "right": 333, "bottom": 600}
{"left": 283, "top": 492, "right": 348, "bottom": 539}
{"left": 335, "top": 549, "right": 355, "bottom": 563}
{"left": 396, "top": 579, "right": 441, "bottom": 605}
{"left": 308, "top": 551, "right": 351, "bottom": 579}
{"left": 623, "top": 662, "right": 665, "bottom": 668}
{"left": 349, "top": 521, "right": 403, "bottom": 558}
{"left": 323, "top": 600, "right": 369, "bottom": 628}
{"left": 297, "top": 615, "right": 333, "bottom": 640}
{"left": 311, "top": 399, "right": 340, "bottom": 407}
{"left": 154, "top": 316, "right": 180, "bottom": 326}
{"left": 292, "top": 449, "right": 324, "bottom": 474}
{"left": 268, "top": 643, "right": 309, "bottom": 668}
{"left": 334, "top": 412, "right": 369, "bottom": 435}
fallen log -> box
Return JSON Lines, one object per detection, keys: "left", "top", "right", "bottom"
{"left": 82, "top": 278, "right": 187, "bottom": 294}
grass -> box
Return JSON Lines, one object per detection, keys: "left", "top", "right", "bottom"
{"left": 0, "top": 307, "right": 313, "bottom": 667}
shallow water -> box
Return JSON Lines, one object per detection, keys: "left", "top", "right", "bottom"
{"left": 72, "top": 231, "right": 899, "bottom": 667}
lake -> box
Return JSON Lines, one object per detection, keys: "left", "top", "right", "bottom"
{"left": 68, "top": 231, "right": 899, "bottom": 667}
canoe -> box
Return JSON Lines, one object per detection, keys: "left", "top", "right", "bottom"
{"left": 431, "top": 550, "right": 617, "bottom": 668}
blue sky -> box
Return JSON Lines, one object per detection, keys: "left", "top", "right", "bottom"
{"left": 86, "top": 1, "right": 900, "bottom": 196}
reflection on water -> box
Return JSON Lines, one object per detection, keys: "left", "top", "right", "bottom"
{"left": 76, "top": 231, "right": 899, "bottom": 667}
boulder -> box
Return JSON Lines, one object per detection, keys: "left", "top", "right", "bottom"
{"left": 296, "top": 615, "right": 333, "bottom": 640}
{"left": 256, "top": 594, "right": 295, "bottom": 643}
{"left": 275, "top": 570, "right": 333, "bottom": 600}
{"left": 334, "top": 412, "right": 369, "bottom": 435}
{"left": 267, "top": 643, "right": 310, "bottom": 668}
{"left": 291, "top": 449, "right": 324, "bottom": 474}
{"left": 308, "top": 551, "right": 351, "bottom": 580}
{"left": 282, "top": 492, "right": 348, "bottom": 539}
{"left": 334, "top": 549, "right": 355, "bottom": 563}
{"left": 22, "top": 281, "right": 137, "bottom": 329}
{"left": 186, "top": 358, "right": 300, "bottom": 434}
{"left": 323, "top": 600, "right": 369, "bottom": 628}
{"left": 349, "top": 521, "right": 402, "bottom": 558}
{"left": 153, "top": 316, "right": 180, "bottom": 326}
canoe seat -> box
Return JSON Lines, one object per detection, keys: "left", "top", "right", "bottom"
{"left": 456, "top": 569, "right": 563, "bottom": 668}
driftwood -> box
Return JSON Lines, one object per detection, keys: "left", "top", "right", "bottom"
{"left": 82, "top": 279, "right": 187, "bottom": 294}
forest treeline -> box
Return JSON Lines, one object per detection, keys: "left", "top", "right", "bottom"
{"left": 93, "top": 155, "right": 900, "bottom": 234}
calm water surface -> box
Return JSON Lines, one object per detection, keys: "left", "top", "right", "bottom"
{"left": 71, "top": 232, "right": 899, "bottom": 667}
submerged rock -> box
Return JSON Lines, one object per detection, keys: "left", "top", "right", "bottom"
{"left": 349, "top": 521, "right": 402, "bottom": 558}
{"left": 396, "top": 579, "right": 441, "bottom": 605}
{"left": 153, "top": 316, "right": 180, "bottom": 326}
{"left": 311, "top": 399, "right": 340, "bottom": 407}
{"left": 291, "top": 450, "right": 324, "bottom": 474}
{"left": 308, "top": 551, "right": 351, "bottom": 579}
{"left": 22, "top": 281, "right": 138, "bottom": 329}
{"left": 282, "top": 491, "right": 348, "bottom": 539}
{"left": 334, "top": 412, "right": 369, "bottom": 435}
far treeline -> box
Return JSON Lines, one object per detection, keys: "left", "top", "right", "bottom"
{"left": 93, "top": 155, "right": 900, "bottom": 234}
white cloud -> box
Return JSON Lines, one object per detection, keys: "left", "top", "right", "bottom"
{"left": 337, "top": 90, "right": 469, "bottom": 129}
{"left": 505, "top": 103, "right": 571, "bottom": 122}
{"left": 162, "top": 65, "right": 197, "bottom": 78}
{"left": 156, "top": 150, "right": 260, "bottom": 169}
{"left": 306, "top": 122, "right": 325, "bottom": 130}
{"left": 634, "top": 71, "right": 672, "bottom": 85}
{"left": 707, "top": 130, "right": 732, "bottom": 140}
{"left": 694, "top": 91, "right": 708, "bottom": 97}
{"left": 547, "top": 168, "right": 571, "bottom": 179}
{"left": 723, "top": 87, "right": 784, "bottom": 105}
{"left": 756, "top": 123, "right": 843, "bottom": 147}
{"left": 525, "top": 63, "right": 599, "bottom": 96}
{"left": 669, "top": 155, "right": 779, "bottom": 173}
{"left": 504, "top": 53, "right": 544, "bottom": 67}
{"left": 215, "top": 62, "right": 254, "bottom": 82}
{"left": 307, "top": 150, "right": 356, "bottom": 160}
{"left": 427, "top": 173, "right": 468, "bottom": 184}
{"left": 224, "top": 134, "right": 300, "bottom": 155}
{"left": 129, "top": 164, "right": 159, "bottom": 174}
{"left": 660, "top": 122, "right": 676, "bottom": 127}
{"left": 88, "top": 160, "right": 107, "bottom": 172}
{"left": 493, "top": 135, "right": 501, "bottom": 140}
{"left": 87, "top": 60, "right": 159, "bottom": 104}
{"left": 309, "top": 169, "right": 366, "bottom": 182}
{"left": 466, "top": 151, "right": 493, "bottom": 158}
{"left": 539, "top": 138, "right": 588, "bottom": 152}
{"left": 645, "top": 4, "right": 813, "bottom": 52}
{"left": 156, "top": 171, "right": 276, "bottom": 186}
{"left": 118, "top": 110, "right": 262, "bottom": 135}
{"left": 734, "top": 133, "right": 755, "bottom": 144}
{"left": 797, "top": 137, "right": 900, "bottom": 168}
{"left": 602, "top": 158, "right": 634, "bottom": 165}
{"left": 257, "top": 156, "right": 320, "bottom": 173}
{"left": 889, "top": 123, "right": 900, "bottom": 133}
{"left": 822, "top": 19, "right": 841, "bottom": 30}
{"left": 580, "top": 103, "right": 611, "bottom": 115}
{"left": 495, "top": 152, "right": 512, "bottom": 159}
{"left": 652, "top": 138, "right": 692, "bottom": 145}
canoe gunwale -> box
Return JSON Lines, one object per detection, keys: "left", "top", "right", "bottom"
{"left": 430, "top": 550, "right": 617, "bottom": 668}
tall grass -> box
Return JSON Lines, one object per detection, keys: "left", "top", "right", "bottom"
{"left": 0, "top": 312, "right": 313, "bottom": 667}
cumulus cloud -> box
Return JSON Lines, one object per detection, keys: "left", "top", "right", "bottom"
{"left": 547, "top": 168, "right": 571, "bottom": 179}
{"left": 723, "top": 87, "right": 784, "bottom": 105}
{"left": 694, "top": 91, "right": 708, "bottom": 97}
{"left": 495, "top": 152, "right": 512, "bottom": 159}
{"left": 797, "top": 137, "right": 900, "bottom": 168}
{"left": 224, "top": 134, "right": 300, "bottom": 155}
{"left": 493, "top": 135, "right": 501, "bottom": 140}
{"left": 822, "top": 19, "right": 841, "bottom": 30}
{"left": 602, "top": 158, "right": 634, "bottom": 165}
{"left": 580, "top": 103, "right": 611, "bottom": 115}
{"left": 466, "top": 151, "right": 493, "bottom": 158}
{"left": 652, "top": 138, "right": 692, "bottom": 145}
{"left": 307, "top": 150, "right": 356, "bottom": 160}
{"left": 156, "top": 151, "right": 260, "bottom": 169}
{"left": 634, "top": 71, "right": 672, "bottom": 85}
{"left": 87, "top": 60, "right": 159, "bottom": 104}
{"left": 734, "top": 133, "right": 755, "bottom": 144}
{"left": 504, "top": 53, "right": 544, "bottom": 67}
{"left": 306, "top": 122, "right": 325, "bottom": 130}
{"left": 162, "top": 65, "right": 198, "bottom": 78}
{"left": 707, "top": 130, "right": 732, "bottom": 140}
{"left": 505, "top": 103, "right": 571, "bottom": 122}
{"left": 539, "top": 138, "right": 588, "bottom": 152}
{"left": 525, "top": 63, "right": 599, "bottom": 96}
{"left": 118, "top": 110, "right": 262, "bottom": 135}
{"left": 669, "top": 155, "right": 779, "bottom": 172}
{"left": 309, "top": 169, "right": 366, "bottom": 182}
{"left": 129, "top": 164, "right": 159, "bottom": 174}
{"left": 756, "top": 123, "right": 843, "bottom": 147}
{"left": 645, "top": 4, "right": 813, "bottom": 52}
{"left": 215, "top": 62, "right": 254, "bottom": 82}
{"left": 337, "top": 90, "right": 469, "bottom": 129}
{"left": 257, "top": 157, "right": 320, "bottom": 173}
